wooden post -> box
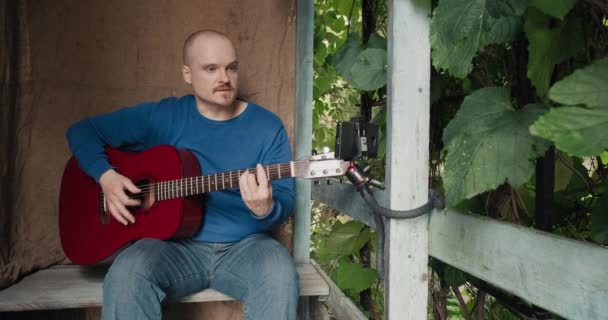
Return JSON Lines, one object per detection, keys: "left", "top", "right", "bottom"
{"left": 295, "top": 0, "right": 314, "bottom": 318}
{"left": 294, "top": 0, "right": 313, "bottom": 266}
{"left": 385, "top": 0, "right": 431, "bottom": 319}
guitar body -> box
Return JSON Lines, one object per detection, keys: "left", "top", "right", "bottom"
{"left": 59, "top": 145, "right": 203, "bottom": 265}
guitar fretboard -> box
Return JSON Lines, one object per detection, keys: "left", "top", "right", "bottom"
{"left": 154, "top": 162, "right": 294, "bottom": 201}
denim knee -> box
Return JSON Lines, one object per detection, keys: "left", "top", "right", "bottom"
{"left": 103, "top": 239, "right": 165, "bottom": 297}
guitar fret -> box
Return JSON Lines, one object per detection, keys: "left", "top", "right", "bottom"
{"left": 207, "top": 176, "right": 210, "bottom": 192}
{"left": 230, "top": 171, "right": 233, "bottom": 188}
{"left": 222, "top": 172, "right": 225, "bottom": 189}
{"left": 214, "top": 174, "right": 217, "bottom": 191}
{"left": 277, "top": 164, "right": 281, "bottom": 179}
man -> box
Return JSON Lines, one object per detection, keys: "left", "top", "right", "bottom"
{"left": 66, "top": 30, "right": 298, "bottom": 320}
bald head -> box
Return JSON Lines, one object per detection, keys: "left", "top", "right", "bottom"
{"left": 182, "top": 30, "right": 235, "bottom": 66}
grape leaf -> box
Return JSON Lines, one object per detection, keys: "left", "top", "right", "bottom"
{"left": 548, "top": 58, "right": 608, "bottom": 108}
{"left": 530, "top": 106, "right": 608, "bottom": 157}
{"left": 431, "top": 0, "right": 526, "bottom": 78}
{"left": 443, "top": 87, "right": 549, "bottom": 206}
{"left": 525, "top": 8, "right": 584, "bottom": 96}
{"left": 335, "top": 262, "right": 378, "bottom": 293}
{"left": 323, "top": 220, "right": 370, "bottom": 255}
{"left": 350, "top": 48, "right": 387, "bottom": 91}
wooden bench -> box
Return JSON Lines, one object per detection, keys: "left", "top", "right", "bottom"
{"left": 0, "top": 264, "right": 329, "bottom": 312}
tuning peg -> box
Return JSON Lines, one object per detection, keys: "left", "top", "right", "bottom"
{"left": 322, "top": 146, "right": 331, "bottom": 154}
{"left": 362, "top": 165, "right": 371, "bottom": 174}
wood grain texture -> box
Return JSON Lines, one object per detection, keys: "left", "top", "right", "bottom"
{"left": 0, "top": 264, "right": 328, "bottom": 312}
{"left": 430, "top": 210, "right": 608, "bottom": 320}
{"left": 385, "top": 0, "right": 431, "bottom": 319}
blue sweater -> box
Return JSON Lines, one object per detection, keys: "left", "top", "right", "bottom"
{"left": 66, "top": 95, "right": 295, "bottom": 243}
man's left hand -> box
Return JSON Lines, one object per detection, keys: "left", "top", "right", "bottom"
{"left": 239, "top": 164, "right": 273, "bottom": 217}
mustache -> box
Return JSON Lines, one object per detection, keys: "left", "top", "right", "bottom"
{"left": 214, "top": 85, "right": 233, "bottom": 92}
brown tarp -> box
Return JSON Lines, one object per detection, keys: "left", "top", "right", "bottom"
{"left": 0, "top": 0, "right": 296, "bottom": 318}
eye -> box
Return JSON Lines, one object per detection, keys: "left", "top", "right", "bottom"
{"left": 228, "top": 64, "right": 238, "bottom": 71}
{"left": 204, "top": 66, "right": 216, "bottom": 72}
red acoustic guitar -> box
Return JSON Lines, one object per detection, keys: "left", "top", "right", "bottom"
{"left": 58, "top": 145, "right": 348, "bottom": 265}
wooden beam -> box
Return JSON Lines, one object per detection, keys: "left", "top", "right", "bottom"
{"left": 312, "top": 262, "right": 368, "bottom": 320}
{"left": 430, "top": 210, "right": 608, "bottom": 320}
{"left": 385, "top": 0, "right": 431, "bottom": 318}
{"left": 312, "top": 181, "right": 385, "bottom": 228}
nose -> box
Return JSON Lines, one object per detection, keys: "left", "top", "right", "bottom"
{"left": 219, "top": 68, "right": 230, "bottom": 84}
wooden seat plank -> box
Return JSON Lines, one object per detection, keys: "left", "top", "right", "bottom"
{"left": 0, "top": 264, "right": 328, "bottom": 312}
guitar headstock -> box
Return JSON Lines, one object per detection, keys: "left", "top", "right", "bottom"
{"left": 294, "top": 151, "right": 350, "bottom": 179}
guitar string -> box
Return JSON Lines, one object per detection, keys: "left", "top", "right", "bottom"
{"left": 121, "top": 165, "right": 306, "bottom": 200}
{"left": 103, "top": 162, "right": 316, "bottom": 199}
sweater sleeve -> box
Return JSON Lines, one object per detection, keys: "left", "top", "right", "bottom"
{"left": 66, "top": 102, "right": 159, "bottom": 182}
{"left": 250, "top": 125, "right": 295, "bottom": 228}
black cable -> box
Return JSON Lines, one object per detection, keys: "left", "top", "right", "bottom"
{"left": 345, "top": 163, "right": 445, "bottom": 280}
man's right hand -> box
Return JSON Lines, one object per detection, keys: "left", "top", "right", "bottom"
{"left": 99, "top": 169, "right": 141, "bottom": 225}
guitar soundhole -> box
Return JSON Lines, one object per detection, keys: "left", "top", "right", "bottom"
{"left": 132, "top": 179, "right": 155, "bottom": 211}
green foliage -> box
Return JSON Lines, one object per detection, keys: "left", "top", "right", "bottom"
{"left": 530, "top": 0, "right": 577, "bottom": 20}
{"left": 525, "top": 8, "right": 585, "bottom": 96}
{"left": 331, "top": 33, "right": 388, "bottom": 91}
{"left": 322, "top": 220, "right": 370, "bottom": 255}
{"left": 530, "top": 106, "right": 608, "bottom": 156}
{"left": 548, "top": 58, "right": 608, "bottom": 108}
{"left": 442, "top": 87, "right": 549, "bottom": 206}
{"left": 335, "top": 261, "right": 379, "bottom": 293}
{"left": 430, "top": 0, "right": 526, "bottom": 78}
{"left": 531, "top": 58, "right": 608, "bottom": 156}
{"left": 313, "top": 0, "right": 608, "bottom": 318}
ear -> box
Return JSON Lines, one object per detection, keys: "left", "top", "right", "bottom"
{"left": 182, "top": 65, "right": 192, "bottom": 84}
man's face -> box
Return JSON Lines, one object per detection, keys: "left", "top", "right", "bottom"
{"left": 182, "top": 36, "right": 238, "bottom": 109}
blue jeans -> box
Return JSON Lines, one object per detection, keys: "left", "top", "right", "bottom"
{"left": 101, "top": 234, "right": 299, "bottom": 320}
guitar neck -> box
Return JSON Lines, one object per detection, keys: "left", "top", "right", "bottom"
{"left": 154, "top": 162, "right": 296, "bottom": 201}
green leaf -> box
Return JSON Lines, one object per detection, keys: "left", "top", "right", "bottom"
{"left": 335, "top": 262, "right": 378, "bottom": 293}
{"left": 530, "top": 0, "right": 576, "bottom": 20}
{"left": 443, "top": 87, "right": 549, "bottom": 206}
{"left": 331, "top": 33, "right": 364, "bottom": 82}
{"left": 525, "top": 9, "right": 585, "bottom": 96}
{"left": 331, "top": 33, "right": 387, "bottom": 90}
{"left": 431, "top": 0, "right": 526, "bottom": 78}
{"left": 323, "top": 220, "right": 370, "bottom": 255}
{"left": 350, "top": 48, "right": 387, "bottom": 91}
{"left": 548, "top": 58, "right": 608, "bottom": 108}
{"left": 530, "top": 106, "right": 608, "bottom": 157}
{"left": 601, "top": 151, "right": 608, "bottom": 164}
{"left": 366, "top": 33, "right": 387, "bottom": 50}
{"left": 591, "top": 193, "right": 608, "bottom": 245}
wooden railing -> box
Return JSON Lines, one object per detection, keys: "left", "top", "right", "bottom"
{"left": 313, "top": 182, "right": 608, "bottom": 320}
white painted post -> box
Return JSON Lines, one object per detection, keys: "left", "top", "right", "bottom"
{"left": 385, "top": 0, "right": 431, "bottom": 319}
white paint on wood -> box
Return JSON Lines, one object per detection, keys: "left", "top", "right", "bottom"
{"left": 312, "top": 181, "right": 386, "bottom": 228}
{"left": 430, "top": 210, "right": 608, "bottom": 320}
{"left": 0, "top": 264, "right": 328, "bottom": 311}
{"left": 385, "top": 0, "right": 431, "bottom": 319}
